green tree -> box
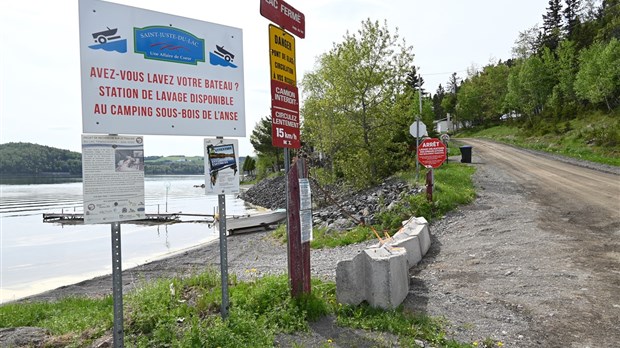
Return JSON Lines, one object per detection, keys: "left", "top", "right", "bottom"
{"left": 505, "top": 50, "right": 557, "bottom": 124}
{"left": 596, "top": 0, "right": 620, "bottom": 42}
{"left": 548, "top": 40, "right": 580, "bottom": 117}
{"left": 242, "top": 156, "right": 256, "bottom": 175}
{"left": 441, "top": 73, "right": 461, "bottom": 126}
{"left": 432, "top": 84, "right": 447, "bottom": 120}
{"left": 301, "top": 19, "right": 415, "bottom": 188}
{"left": 564, "top": 0, "right": 582, "bottom": 38}
{"left": 250, "top": 115, "right": 283, "bottom": 174}
{"left": 574, "top": 38, "right": 620, "bottom": 110}
{"left": 543, "top": 0, "right": 564, "bottom": 51}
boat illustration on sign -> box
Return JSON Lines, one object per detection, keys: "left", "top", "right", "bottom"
{"left": 215, "top": 45, "right": 234, "bottom": 62}
{"left": 92, "top": 27, "right": 121, "bottom": 44}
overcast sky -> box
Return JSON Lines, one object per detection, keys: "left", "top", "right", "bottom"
{"left": 0, "top": 0, "right": 548, "bottom": 157}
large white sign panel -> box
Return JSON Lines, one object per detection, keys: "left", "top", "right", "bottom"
{"left": 79, "top": 0, "right": 245, "bottom": 137}
{"left": 204, "top": 138, "right": 240, "bottom": 195}
{"left": 82, "top": 135, "right": 146, "bottom": 224}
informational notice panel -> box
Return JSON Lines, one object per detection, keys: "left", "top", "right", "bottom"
{"left": 299, "top": 178, "right": 312, "bottom": 243}
{"left": 204, "top": 138, "right": 240, "bottom": 195}
{"left": 82, "top": 135, "right": 146, "bottom": 224}
{"left": 79, "top": 0, "right": 245, "bottom": 137}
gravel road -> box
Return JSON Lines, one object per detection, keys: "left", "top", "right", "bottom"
{"left": 405, "top": 139, "right": 620, "bottom": 347}
{"left": 11, "top": 139, "right": 619, "bottom": 348}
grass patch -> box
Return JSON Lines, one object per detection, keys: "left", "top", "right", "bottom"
{"left": 458, "top": 111, "right": 620, "bottom": 166}
{"left": 1, "top": 269, "right": 477, "bottom": 347}
{"left": 336, "top": 303, "right": 471, "bottom": 347}
{"left": 0, "top": 297, "right": 113, "bottom": 345}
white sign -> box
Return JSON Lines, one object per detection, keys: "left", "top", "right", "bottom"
{"left": 440, "top": 133, "right": 450, "bottom": 144}
{"left": 204, "top": 138, "right": 240, "bottom": 195}
{"left": 299, "top": 178, "right": 312, "bottom": 242}
{"left": 79, "top": 0, "right": 245, "bottom": 137}
{"left": 82, "top": 135, "right": 146, "bottom": 224}
{"left": 409, "top": 120, "right": 428, "bottom": 138}
{"left": 301, "top": 210, "right": 313, "bottom": 243}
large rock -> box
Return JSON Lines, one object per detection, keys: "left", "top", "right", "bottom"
{"left": 243, "top": 175, "right": 423, "bottom": 233}
{"left": 0, "top": 327, "right": 48, "bottom": 347}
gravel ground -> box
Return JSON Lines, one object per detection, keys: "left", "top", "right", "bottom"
{"left": 6, "top": 141, "right": 619, "bottom": 348}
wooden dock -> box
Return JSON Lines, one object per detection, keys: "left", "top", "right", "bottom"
{"left": 42, "top": 210, "right": 286, "bottom": 232}
{"left": 42, "top": 212, "right": 182, "bottom": 223}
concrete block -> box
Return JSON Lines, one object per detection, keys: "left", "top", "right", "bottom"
{"left": 390, "top": 233, "right": 422, "bottom": 267}
{"left": 401, "top": 216, "right": 430, "bottom": 255}
{"left": 335, "top": 252, "right": 367, "bottom": 306}
{"left": 336, "top": 246, "right": 409, "bottom": 309}
{"left": 336, "top": 216, "right": 432, "bottom": 310}
{"left": 364, "top": 247, "right": 409, "bottom": 309}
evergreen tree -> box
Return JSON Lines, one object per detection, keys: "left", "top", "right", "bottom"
{"left": 432, "top": 84, "right": 446, "bottom": 120}
{"left": 405, "top": 66, "right": 424, "bottom": 92}
{"left": 249, "top": 116, "right": 283, "bottom": 173}
{"left": 242, "top": 156, "right": 256, "bottom": 175}
{"left": 543, "top": 0, "right": 564, "bottom": 51}
{"left": 564, "top": 0, "right": 582, "bottom": 38}
{"left": 441, "top": 73, "right": 460, "bottom": 121}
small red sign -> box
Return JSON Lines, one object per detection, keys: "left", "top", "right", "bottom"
{"left": 260, "top": 0, "right": 305, "bottom": 39}
{"left": 271, "top": 80, "right": 301, "bottom": 148}
{"left": 417, "top": 138, "right": 447, "bottom": 168}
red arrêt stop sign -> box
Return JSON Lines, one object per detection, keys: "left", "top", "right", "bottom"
{"left": 417, "top": 138, "right": 447, "bottom": 168}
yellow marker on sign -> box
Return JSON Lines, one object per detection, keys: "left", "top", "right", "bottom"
{"left": 269, "top": 24, "right": 296, "bottom": 87}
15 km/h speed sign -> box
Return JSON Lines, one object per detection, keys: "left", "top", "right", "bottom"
{"left": 417, "top": 138, "right": 447, "bottom": 168}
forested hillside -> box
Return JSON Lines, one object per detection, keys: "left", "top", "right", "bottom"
{"left": 143, "top": 156, "right": 204, "bottom": 175}
{"left": 437, "top": 0, "right": 620, "bottom": 131}
{"left": 0, "top": 142, "right": 82, "bottom": 176}
{"left": 0, "top": 143, "right": 248, "bottom": 176}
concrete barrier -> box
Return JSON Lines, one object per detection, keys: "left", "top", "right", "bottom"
{"left": 336, "top": 216, "right": 430, "bottom": 309}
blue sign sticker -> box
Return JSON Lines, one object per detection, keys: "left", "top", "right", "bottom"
{"left": 209, "top": 45, "right": 238, "bottom": 68}
{"left": 89, "top": 27, "right": 127, "bottom": 53}
{"left": 134, "top": 26, "right": 205, "bottom": 65}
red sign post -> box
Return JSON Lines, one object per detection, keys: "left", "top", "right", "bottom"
{"left": 260, "top": 0, "right": 305, "bottom": 38}
{"left": 417, "top": 138, "right": 447, "bottom": 168}
{"left": 261, "top": 0, "right": 309, "bottom": 298}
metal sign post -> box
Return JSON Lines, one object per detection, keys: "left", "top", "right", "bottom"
{"left": 218, "top": 194, "right": 229, "bottom": 319}
{"left": 111, "top": 222, "right": 124, "bottom": 348}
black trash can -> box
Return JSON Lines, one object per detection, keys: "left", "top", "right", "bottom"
{"left": 460, "top": 145, "right": 473, "bottom": 163}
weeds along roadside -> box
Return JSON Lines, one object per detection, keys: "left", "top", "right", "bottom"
{"left": 1, "top": 269, "right": 484, "bottom": 347}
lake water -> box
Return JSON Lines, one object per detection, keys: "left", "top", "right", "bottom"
{"left": 0, "top": 175, "right": 255, "bottom": 303}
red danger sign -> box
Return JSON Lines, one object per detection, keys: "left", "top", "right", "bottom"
{"left": 417, "top": 138, "right": 447, "bottom": 168}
